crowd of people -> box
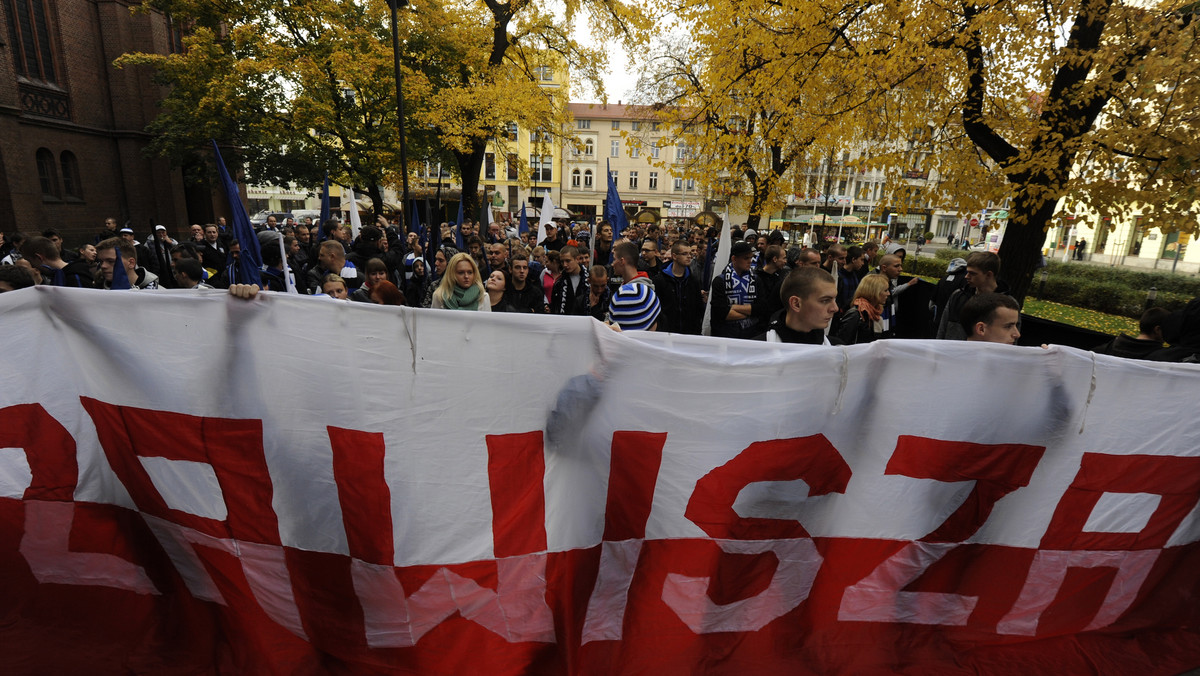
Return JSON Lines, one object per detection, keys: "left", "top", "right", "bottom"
{"left": 1, "top": 214, "right": 1197, "bottom": 362}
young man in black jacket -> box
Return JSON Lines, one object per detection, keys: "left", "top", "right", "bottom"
{"left": 654, "top": 240, "right": 705, "bottom": 334}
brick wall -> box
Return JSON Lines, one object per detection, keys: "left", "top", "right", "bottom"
{"left": 0, "top": 0, "right": 189, "bottom": 247}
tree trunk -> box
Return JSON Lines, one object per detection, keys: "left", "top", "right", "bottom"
{"left": 366, "top": 182, "right": 384, "bottom": 222}
{"left": 997, "top": 189, "right": 1058, "bottom": 303}
{"left": 744, "top": 184, "right": 766, "bottom": 230}
{"left": 453, "top": 142, "right": 486, "bottom": 220}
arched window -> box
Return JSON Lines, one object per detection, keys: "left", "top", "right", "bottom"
{"left": 36, "top": 147, "right": 59, "bottom": 200}
{"left": 584, "top": 139, "right": 594, "bottom": 156}
{"left": 583, "top": 169, "right": 593, "bottom": 189}
{"left": 60, "top": 151, "right": 82, "bottom": 200}
{"left": 571, "top": 169, "right": 581, "bottom": 188}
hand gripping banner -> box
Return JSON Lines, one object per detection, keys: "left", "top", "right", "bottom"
{"left": 2, "top": 286, "right": 1200, "bottom": 674}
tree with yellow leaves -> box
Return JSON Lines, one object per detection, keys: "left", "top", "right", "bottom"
{"left": 646, "top": 0, "right": 1199, "bottom": 300}
{"left": 120, "top": 0, "right": 648, "bottom": 219}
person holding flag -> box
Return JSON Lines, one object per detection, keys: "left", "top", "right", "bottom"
{"left": 96, "top": 237, "right": 158, "bottom": 290}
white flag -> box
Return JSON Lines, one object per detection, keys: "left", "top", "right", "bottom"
{"left": 536, "top": 192, "right": 555, "bottom": 245}
{"left": 700, "top": 207, "right": 733, "bottom": 336}
{"left": 346, "top": 187, "right": 362, "bottom": 240}
{"left": 278, "top": 233, "right": 297, "bottom": 294}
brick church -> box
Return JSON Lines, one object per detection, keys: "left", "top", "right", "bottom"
{"left": 1, "top": 0, "right": 196, "bottom": 245}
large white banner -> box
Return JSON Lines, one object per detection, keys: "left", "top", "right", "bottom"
{"left": 2, "top": 286, "right": 1200, "bottom": 674}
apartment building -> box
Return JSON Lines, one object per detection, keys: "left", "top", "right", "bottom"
{"left": 561, "top": 103, "right": 705, "bottom": 222}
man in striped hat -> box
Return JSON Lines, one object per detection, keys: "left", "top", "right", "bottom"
{"left": 607, "top": 281, "right": 661, "bottom": 332}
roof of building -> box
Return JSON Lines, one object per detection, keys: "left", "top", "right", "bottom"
{"left": 568, "top": 102, "right": 653, "bottom": 121}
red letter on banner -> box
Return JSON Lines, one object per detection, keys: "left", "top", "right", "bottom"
{"left": 82, "top": 397, "right": 280, "bottom": 545}
{"left": 81, "top": 398, "right": 306, "bottom": 638}
{"left": 887, "top": 436, "right": 1046, "bottom": 544}
{"left": 997, "top": 453, "right": 1200, "bottom": 636}
{"left": 353, "top": 431, "right": 556, "bottom": 648}
{"left": 582, "top": 431, "right": 667, "bottom": 643}
{"left": 486, "top": 431, "right": 547, "bottom": 558}
{"left": 2, "top": 403, "right": 157, "bottom": 594}
{"left": 839, "top": 436, "right": 1045, "bottom": 625}
{"left": 329, "top": 426, "right": 393, "bottom": 565}
{"left": 656, "top": 436, "right": 848, "bottom": 634}
{"left": 685, "top": 435, "right": 851, "bottom": 539}
{"left": 1, "top": 403, "right": 78, "bottom": 501}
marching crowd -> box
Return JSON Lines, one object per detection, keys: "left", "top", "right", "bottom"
{"left": 1, "top": 215, "right": 1197, "bottom": 361}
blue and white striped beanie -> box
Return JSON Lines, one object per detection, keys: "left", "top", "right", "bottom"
{"left": 609, "top": 282, "right": 661, "bottom": 331}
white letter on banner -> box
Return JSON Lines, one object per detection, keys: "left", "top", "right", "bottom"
{"left": 837, "top": 542, "right": 975, "bottom": 624}
{"left": 20, "top": 500, "right": 159, "bottom": 594}
{"left": 141, "top": 515, "right": 308, "bottom": 640}
{"left": 661, "top": 539, "right": 822, "bottom": 633}
{"left": 996, "top": 549, "right": 1160, "bottom": 636}
{"left": 581, "top": 540, "right": 644, "bottom": 644}
{"left": 840, "top": 436, "right": 1045, "bottom": 626}
{"left": 354, "top": 553, "right": 555, "bottom": 647}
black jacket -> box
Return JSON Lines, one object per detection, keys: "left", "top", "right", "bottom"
{"left": 550, "top": 267, "right": 589, "bottom": 316}
{"left": 504, "top": 282, "right": 549, "bottom": 313}
{"left": 654, "top": 265, "right": 705, "bottom": 334}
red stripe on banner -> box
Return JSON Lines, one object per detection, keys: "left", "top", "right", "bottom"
{"left": 81, "top": 397, "right": 281, "bottom": 545}
{"left": 328, "top": 426, "right": 393, "bottom": 565}
{"left": 1042, "top": 453, "right": 1200, "bottom": 551}
{"left": 885, "top": 436, "right": 1046, "bottom": 543}
{"left": 602, "top": 432, "right": 666, "bottom": 541}
{"left": 486, "top": 431, "right": 546, "bottom": 558}
{"left": 0, "top": 404, "right": 77, "bottom": 501}
{"left": 685, "top": 435, "right": 852, "bottom": 540}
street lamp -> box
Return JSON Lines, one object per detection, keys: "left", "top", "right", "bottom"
{"left": 385, "top": 0, "right": 411, "bottom": 232}
{"left": 1145, "top": 285, "right": 1158, "bottom": 311}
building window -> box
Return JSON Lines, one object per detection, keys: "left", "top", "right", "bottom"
{"left": 577, "top": 119, "right": 591, "bottom": 130}
{"left": 629, "top": 171, "right": 638, "bottom": 189}
{"left": 529, "top": 154, "right": 553, "bottom": 182}
{"left": 677, "top": 144, "right": 690, "bottom": 163}
{"left": 610, "top": 140, "right": 619, "bottom": 157}
{"left": 649, "top": 172, "right": 658, "bottom": 190}
{"left": 60, "top": 150, "right": 81, "bottom": 200}
{"left": 584, "top": 170, "right": 594, "bottom": 188}
{"left": 611, "top": 120, "right": 620, "bottom": 130}
{"left": 7, "top": 0, "right": 58, "bottom": 83}
{"left": 533, "top": 65, "right": 553, "bottom": 81}
{"left": 484, "top": 152, "right": 496, "bottom": 180}
{"left": 651, "top": 144, "right": 659, "bottom": 159}
{"left": 35, "top": 147, "right": 59, "bottom": 200}
{"left": 610, "top": 170, "right": 618, "bottom": 184}
{"left": 584, "top": 139, "right": 594, "bottom": 156}
{"left": 630, "top": 146, "right": 640, "bottom": 159}
{"left": 673, "top": 178, "right": 683, "bottom": 192}
{"left": 686, "top": 179, "right": 696, "bottom": 191}
{"left": 631, "top": 121, "right": 641, "bottom": 131}
{"left": 530, "top": 128, "right": 551, "bottom": 143}
{"left": 506, "top": 123, "right": 518, "bottom": 142}
{"left": 506, "top": 154, "right": 518, "bottom": 180}
{"left": 571, "top": 169, "right": 581, "bottom": 188}
{"left": 651, "top": 122, "right": 660, "bottom": 131}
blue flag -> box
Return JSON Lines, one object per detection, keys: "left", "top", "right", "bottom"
{"left": 110, "top": 247, "right": 132, "bottom": 290}
{"left": 320, "top": 172, "right": 331, "bottom": 228}
{"left": 605, "top": 158, "right": 629, "bottom": 240}
{"left": 410, "top": 199, "right": 421, "bottom": 238}
{"left": 210, "top": 140, "right": 263, "bottom": 287}
{"left": 454, "top": 200, "right": 465, "bottom": 250}
{"left": 519, "top": 203, "right": 529, "bottom": 235}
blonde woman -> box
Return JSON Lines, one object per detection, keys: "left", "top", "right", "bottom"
{"left": 431, "top": 252, "right": 490, "bottom": 311}
{"left": 835, "top": 273, "right": 891, "bottom": 344}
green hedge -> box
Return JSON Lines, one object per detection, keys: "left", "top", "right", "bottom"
{"left": 917, "top": 249, "right": 1199, "bottom": 317}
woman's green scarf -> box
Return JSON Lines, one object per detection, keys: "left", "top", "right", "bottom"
{"left": 445, "top": 283, "right": 481, "bottom": 310}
